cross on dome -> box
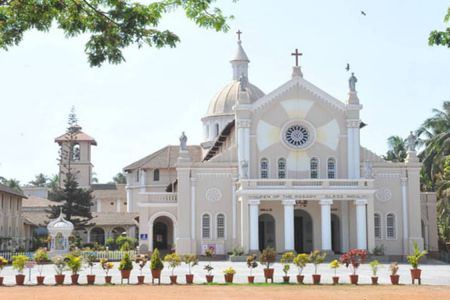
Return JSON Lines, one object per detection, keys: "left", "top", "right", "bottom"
{"left": 236, "top": 29, "right": 242, "bottom": 41}
{"left": 291, "top": 48, "right": 303, "bottom": 67}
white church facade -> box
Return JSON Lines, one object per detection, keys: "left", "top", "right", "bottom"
{"left": 124, "top": 34, "right": 438, "bottom": 256}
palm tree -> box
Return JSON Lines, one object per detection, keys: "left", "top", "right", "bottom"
{"left": 113, "top": 172, "right": 127, "bottom": 184}
{"left": 29, "top": 173, "right": 49, "bottom": 187}
{"left": 384, "top": 135, "right": 407, "bottom": 162}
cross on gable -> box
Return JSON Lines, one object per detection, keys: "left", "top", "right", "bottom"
{"left": 291, "top": 48, "right": 303, "bottom": 67}
{"left": 236, "top": 30, "right": 242, "bottom": 41}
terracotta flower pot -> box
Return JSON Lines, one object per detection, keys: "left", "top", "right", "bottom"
{"left": 312, "top": 274, "right": 321, "bottom": 285}
{"left": 169, "top": 275, "right": 177, "bottom": 284}
{"left": 247, "top": 276, "right": 255, "bottom": 284}
{"left": 151, "top": 269, "right": 161, "bottom": 284}
{"left": 296, "top": 275, "right": 304, "bottom": 284}
{"left": 224, "top": 274, "right": 234, "bottom": 283}
{"left": 71, "top": 274, "right": 79, "bottom": 285}
{"left": 206, "top": 275, "right": 214, "bottom": 283}
{"left": 350, "top": 274, "right": 359, "bottom": 285}
{"left": 390, "top": 274, "right": 400, "bottom": 285}
{"left": 105, "top": 275, "right": 112, "bottom": 284}
{"left": 0, "top": 276, "right": 3, "bottom": 286}
{"left": 410, "top": 269, "right": 422, "bottom": 284}
{"left": 36, "top": 276, "right": 45, "bottom": 285}
{"left": 137, "top": 275, "right": 145, "bottom": 285}
{"left": 15, "top": 274, "right": 25, "bottom": 286}
{"left": 263, "top": 268, "right": 274, "bottom": 283}
{"left": 121, "top": 270, "right": 131, "bottom": 279}
{"left": 185, "top": 274, "right": 194, "bottom": 284}
{"left": 282, "top": 276, "right": 290, "bottom": 283}
{"left": 86, "top": 275, "right": 95, "bottom": 285}
{"left": 55, "top": 274, "right": 65, "bottom": 285}
{"left": 371, "top": 276, "right": 378, "bottom": 285}
{"left": 332, "top": 276, "right": 339, "bottom": 285}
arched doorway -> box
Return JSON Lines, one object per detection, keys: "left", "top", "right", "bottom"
{"left": 90, "top": 227, "right": 105, "bottom": 245}
{"left": 259, "top": 214, "right": 276, "bottom": 251}
{"left": 153, "top": 216, "right": 174, "bottom": 251}
{"left": 294, "top": 209, "right": 313, "bottom": 253}
{"left": 331, "top": 214, "right": 341, "bottom": 253}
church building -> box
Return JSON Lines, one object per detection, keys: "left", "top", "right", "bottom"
{"left": 124, "top": 33, "right": 438, "bottom": 256}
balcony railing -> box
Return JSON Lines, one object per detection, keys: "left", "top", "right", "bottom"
{"left": 238, "top": 179, "right": 373, "bottom": 190}
{"left": 138, "top": 192, "right": 177, "bottom": 204}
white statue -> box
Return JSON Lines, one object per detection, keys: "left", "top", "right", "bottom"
{"left": 349, "top": 72, "right": 357, "bottom": 92}
{"left": 406, "top": 131, "right": 416, "bottom": 152}
{"left": 240, "top": 160, "right": 248, "bottom": 178}
{"left": 239, "top": 74, "right": 248, "bottom": 91}
{"left": 179, "top": 131, "right": 187, "bottom": 151}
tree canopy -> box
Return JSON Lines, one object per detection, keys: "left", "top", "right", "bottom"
{"left": 0, "top": 0, "right": 234, "bottom": 67}
{"left": 429, "top": 7, "right": 450, "bottom": 48}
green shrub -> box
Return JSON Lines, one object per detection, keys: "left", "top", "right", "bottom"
{"left": 118, "top": 252, "right": 133, "bottom": 271}
{"left": 369, "top": 260, "right": 380, "bottom": 276}
{"left": 85, "top": 254, "right": 96, "bottom": 275}
{"left": 150, "top": 248, "right": 164, "bottom": 271}
{"left": 12, "top": 255, "right": 29, "bottom": 274}
{"left": 407, "top": 241, "right": 427, "bottom": 269}
{"left": 182, "top": 254, "right": 198, "bottom": 275}
{"left": 0, "top": 256, "right": 8, "bottom": 275}
{"left": 52, "top": 256, "right": 66, "bottom": 275}
{"left": 293, "top": 253, "right": 309, "bottom": 275}
{"left": 66, "top": 253, "right": 83, "bottom": 275}
{"left": 309, "top": 250, "right": 326, "bottom": 274}
{"left": 259, "top": 247, "right": 277, "bottom": 269}
{"left": 164, "top": 253, "right": 181, "bottom": 276}
{"left": 246, "top": 254, "right": 258, "bottom": 276}
{"left": 33, "top": 248, "right": 49, "bottom": 275}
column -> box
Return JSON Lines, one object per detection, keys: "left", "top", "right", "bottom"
{"left": 248, "top": 199, "right": 260, "bottom": 252}
{"left": 340, "top": 201, "right": 349, "bottom": 252}
{"left": 190, "top": 178, "right": 197, "bottom": 241}
{"left": 231, "top": 177, "right": 238, "bottom": 240}
{"left": 140, "top": 169, "right": 146, "bottom": 193}
{"left": 283, "top": 199, "right": 295, "bottom": 251}
{"left": 400, "top": 177, "right": 409, "bottom": 254}
{"left": 320, "top": 199, "right": 333, "bottom": 251}
{"left": 355, "top": 199, "right": 367, "bottom": 249}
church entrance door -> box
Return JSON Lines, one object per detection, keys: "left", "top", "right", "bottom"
{"left": 331, "top": 214, "right": 341, "bottom": 253}
{"left": 294, "top": 209, "right": 313, "bottom": 253}
{"left": 258, "top": 214, "right": 276, "bottom": 251}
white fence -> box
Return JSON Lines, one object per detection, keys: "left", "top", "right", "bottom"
{"left": 0, "top": 250, "right": 137, "bottom": 262}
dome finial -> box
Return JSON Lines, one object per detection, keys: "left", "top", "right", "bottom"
{"left": 236, "top": 29, "right": 242, "bottom": 42}
{"left": 230, "top": 29, "right": 249, "bottom": 81}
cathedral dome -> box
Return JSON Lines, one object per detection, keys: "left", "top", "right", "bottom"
{"left": 206, "top": 80, "right": 265, "bottom": 116}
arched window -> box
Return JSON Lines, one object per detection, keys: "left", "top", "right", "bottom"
{"left": 72, "top": 143, "right": 80, "bottom": 161}
{"left": 327, "top": 158, "right": 336, "bottom": 179}
{"left": 386, "top": 213, "right": 396, "bottom": 239}
{"left": 215, "top": 123, "right": 220, "bottom": 137}
{"left": 310, "top": 157, "right": 319, "bottom": 179}
{"left": 278, "top": 158, "right": 286, "bottom": 179}
{"left": 374, "top": 213, "right": 381, "bottom": 239}
{"left": 202, "top": 214, "right": 211, "bottom": 239}
{"left": 153, "top": 169, "right": 160, "bottom": 181}
{"left": 216, "top": 214, "right": 225, "bottom": 239}
{"left": 260, "top": 158, "right": 269, "bottom": 179}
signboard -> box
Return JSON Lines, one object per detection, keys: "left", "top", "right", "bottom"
{"left": 140, "top": 233, "right": 148, "bottom": 240}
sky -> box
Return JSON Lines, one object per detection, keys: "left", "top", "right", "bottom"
{"left": 0, "top": 0, "right": 449, "bottom": 185}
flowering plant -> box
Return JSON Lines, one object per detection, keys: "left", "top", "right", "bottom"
{"left": 339, "top": 249, "right": 368, "bottom": 275}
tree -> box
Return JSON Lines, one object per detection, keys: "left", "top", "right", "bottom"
{"left": 383, "top": 135, "right": 407, "bottom": 162}
{"left": 429, "top": 7, "right": 450, "bottom": 48}
{"left": 0, "top": 0, "right": 234, "bottom": 67}
{"left": 0, "top": 176, "right": 22, "bottom": 191}
{"left": 47, "top": 174, "right": 59, "bottom": 191}
{"left": 113, "top": 172, "right": 127, "bottom": 184}
{"left": 29, "top": 173, "right": 48, "bottom": 187}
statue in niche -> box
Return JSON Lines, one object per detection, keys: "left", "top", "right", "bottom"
{"left": 363, "top": 160, "right": 374, "bottom": 178}
{"left": 349, "top": 72, "right": 358, "bottom": 92}
{"left": 241, "top": 160, "right": 249, "bottom": 178}
{"left": 239, "top": 74, "right": 248, "bottom": 91}
{"left": 72, "top": 144, "right": 80, "bottom": 161}
{"left": 179, "top": 131, "right": 187, "bottom": 151}
{"left": 406, "top": 131, "right": 417, "bottom": 151}
{"left": 55, "top": 232, "right": 64, "bottom": 250}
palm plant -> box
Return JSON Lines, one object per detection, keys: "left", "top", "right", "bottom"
{"left": 384, "top": 135, "right": 407, "bottom": 162}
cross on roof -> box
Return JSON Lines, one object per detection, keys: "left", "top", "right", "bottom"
{"left": 291, "top": 48, "right": 303, "bottom": 67}
{"left": 236, "top": 30, "right": 242, "bottom": 41}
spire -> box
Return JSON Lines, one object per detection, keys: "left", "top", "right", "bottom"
{"left": 291, "top": 48, "right": 303, "bottom": 78}
{"left": 230, "top": 29, "right": 250, "bottom": 81}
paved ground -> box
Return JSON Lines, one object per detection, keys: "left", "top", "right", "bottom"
{"left": 1, "top": 260, "right": 449, "bottom": 285}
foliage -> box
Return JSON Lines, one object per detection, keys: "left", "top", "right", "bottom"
{"left": 372, "top": 244, "right": 385, "bottom": 256}
{"left": 86, "top": 254, "right": 96, "bottom": 275}
{"left": 230, "top": 246, "right": 244, "bottom": 256}
{"left": 205, "top": 247, "right": 215, "bottom": 258}
{"left": 150, "top": 248, "right": 164, "bottom": 271}
{"left": 339, "top": 249, "right": 368, "bottom": 275}
{"left": 52, "top": 256, "right": 66, "bottom": 275}
{"left": 223, "top": 266, "right": 236, "bottom": 275}
{"left": 0, "top": 176, "right": 22, "bottom": 192}
{"left": 116, "top": 236, "right": 137, "bottom": 251}
{"left": 329, "top": 259, "right": 340, "bottom": 276}
{"left": 389, "top": 262, "right": 399, "bottom": 276}
{"left": 407, "top": 241, "right": 428, "bottom": 269}
{"left": 259, "top": 247, "right": 277, "bottom": 269}
{"left": 246, "top": 254, "right": 258, "bottom": 276}
{"left": 309, "top": 250, "right": 326, "bottom": 274}
{"left": 383, "top": 135, "right": 407, "bottom": 162}
{"left": 34, "top": 248, "right": 49, "bottom": 275}
{"left": 280, "top": 251, "right": 295, "bottom": 276}
{"left": 182, "top": 254, "right": 198, "bottom": 275}
{"left": 134, "top": 254, "right": 148, "bottom": 275}
{"left": 429, "top": 7, "right": 450, "bottom": 48}
{"left": 369, "top": 260, "right": 380, "bottom": 276}
{"left": 118, "top": 252, "right": 133, "bottom": 271}
{"left": 164, "top": 253, "right": 181, "bottom": 276}
{"left": 11, "top": 255, "right": 28, "bottom": 274}
{"left": 113, "top": 172, "right": 127, "bottom": 184}
{"left": 293, "top": 253, "right": 309, "bottom": 275}
{"left": 29, "top": 173, "right": 49, "bottom": 187}
{"left": 0, "top": 256, "right": 8, "bottom": 274}
{"left": 203, "top": 264, "right": 214, "bottom": 275}
{"left": 0, "top": 0, "right": 234, "bottom": 67}
{"left": 66, "top": 253, "right": 83, "bottom": 275}
{"left": 100, "top": 258, "right": 114, "bottom": 276}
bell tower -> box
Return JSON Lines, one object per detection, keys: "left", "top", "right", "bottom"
{"left": 55, "top": 108, "right": 97, "bottom": 188}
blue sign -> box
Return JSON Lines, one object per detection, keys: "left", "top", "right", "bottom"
{"left": 140, "top": 233, "right": 148, "bottom": 240}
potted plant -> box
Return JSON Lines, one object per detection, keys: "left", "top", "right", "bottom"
{"left": 34, "top": 248, "right": 49, "bottom": 285}
{"left": 100, "top": 258, "right": 114, "bottom": 284}
{"left": 389, "top": 262, "right": 400, "bottom": 285}
{"left": 280, "top": 252, "right": 295, "bottom": 283}
{"left": 293, "top": 253, "right": 309, "bottom": 284}
{"left": 329, "top": 259, "right": 340, "bottom": 285}
{"left": 0, "top": 256, "right": 7, "bottom": 286}
{"left": 182, "top": 254, "right": 198, "bottom": 284}
{"left": 150, "top": 248, "right": 164, "bottom": 284}
{"left": 223, "top": 267, "right": 236, "bottom": 283}
{"left": 118, "top": 252, "right": 133, "bottom": 284}
{"left": 369, "top": 260, "right": 380, "bottom": 285}
{"left": 339, "top": 249, "right": 368, "bottom": 285}
{"left": 12, "top": 255, "right": 28, "bottom": 285}
{"left": 309, "top": 250, "right": 326, "bottom": 285}
{"left": 52, "top": 256, "right": 66, "bottom": 285}
{"left": 259, "top": 247, "right": 276, "bottom": 283}
{"left": 246, "top": 254, "right": 258, "bottom": 283}
{"left": 66, "top": 253, "right": 82, "bottom": 285}
{"left": 164, "top": 253, "right": 181, "bottom": 284}
{"left": 204, "top": 247, "right": 215, "bottom": 283}
{"left": 85, "top": 254, "right": 96, "bottom": 285}
{"left": 407, "top": 241, "right": 427, "bottom": 285}
{"left": 135, "top": 254, "right": 148, "bottom": 285}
